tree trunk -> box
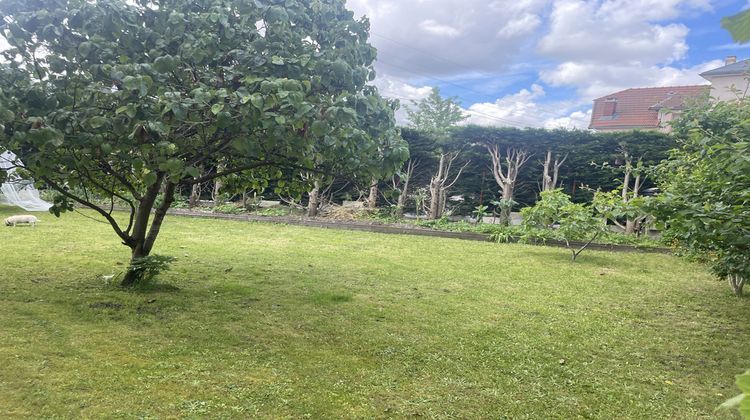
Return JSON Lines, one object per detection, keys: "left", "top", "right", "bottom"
{"left": 624, "top": 219, "right": 636, "bottom": 235}
{"left": 428, "top": 154, "right": 446, "bottom": 220}
{"left": 189, "top": 183, "right": 201, "bottom": 208}
{"left": 729, "top": 275, "right": 745, "bottom": 296}
{"left": 307, "top": 180, "right": 321, "bottom": 217}
{"left": 368, "top": 178, "right": 378, "bottom": 210}
{"left": 121, "top": 177, "right": 175, "bottom": 287}
{"left": 498, "top": 183, "right": 514, "bottom": 225}
{"left": 439, "top": 189, "right": 447, "bottom": 217}
{"left": 121, "top": 246, "right": 148, "bottom": 287}
{"left": 542, "top": 150, "right": 553, "bottom": 192}
{"left": 395, "top": 191, "right": 406, "bottom": 217}
{"left": 428, "top": 183, "right": 440, "bottom": 219}
{"left": 395, "top": 174, "right": 410, "bottom": 218}
{"left": 212, "top": 177, "right": 222, "bottom": 207}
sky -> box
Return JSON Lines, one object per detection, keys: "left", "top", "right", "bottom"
{"left": 346, "top": 0, "right": 750, "bottom": 129}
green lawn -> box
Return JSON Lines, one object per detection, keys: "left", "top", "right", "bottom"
{"left": 0, "top": 206, "right": 747, "bottom": 418}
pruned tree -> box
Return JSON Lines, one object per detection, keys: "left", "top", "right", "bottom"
{"left": 0, "top": 0, "right": 407, "bottom": 286}
{"left": 428, "top": 151, "right": 469, "bottom": 219}
{"left": 541, "top": 150, "right": 568, "bottom": 192}
{"left": 392, "top": 159, "right": 418, "bottom": 217}
{"left": 188, "top": 168, "right": 204, "bottom": 208}
{"left": 592, "top": 147, "right": 651, "bottom": 235}
{"left": 486, "top": 145, "right": 531, "bottom": 224}
{"left": 212, "top": 174, "right": 224, "bottom": 208}
{"left": 406, "top": 87, "right": 468, "bottom": 219}
{"left": 306, "top": 177, "right": 323, "bottom": 217}
{"left": 367, "top": 178, "right": 378, "bottom": 210}
{"left": 619, "top": 150, "right": 648, "bottom": 234}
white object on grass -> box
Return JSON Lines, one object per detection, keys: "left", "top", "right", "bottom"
{"left": 4, "top": 214, "right": 39, "bottom": 227}
{"left": 0, "top": 150, "right": 52, "bottom": 211}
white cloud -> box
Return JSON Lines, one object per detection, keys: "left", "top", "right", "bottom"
{"left": 374, "top": 75, "right": 433, "bottom": 102}
{"left": 346, "top": 0, "right": 550, "bottom": 76}
{"left": 535, "top": 0, "right": 717, "bottom": 99}
{"left": 537, "top": 0, "right": 701, "bottom": 66}
{"left": 541, "top": 60, "right": 721, "bottom": 99}
{"left": 543, "top": 110, "right": 592, "bottom": 130}
{"left": 465, "top": 84, "right": 546, "bottom": 127}
{"left": 371, "top": 75, "right": 433, "bottom": 124}
{"left": 463, "top": 84, "right": 591, "bottom": 129}
{"left": 497, "top": 14, "right": 541, "bottom": 39}
{"left": 419, "top": 19, "right": 461, "bottom": 38}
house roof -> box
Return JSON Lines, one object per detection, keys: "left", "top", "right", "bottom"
{"left": 649, "top": 91, "right": 694, "bottom": 110}
{"left": 589, "top": 85, "right": 709, "bottom": 130}
{"left": 699, "top": 59, "right": 750, "bottom": 78}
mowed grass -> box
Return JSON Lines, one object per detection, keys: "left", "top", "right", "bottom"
{"left": 0, "top": 206, "right": 748, "bottom": 418}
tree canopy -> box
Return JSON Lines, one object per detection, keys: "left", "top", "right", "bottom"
{"left": 0, "top": 0, "right": 406, "bottom": 285}
{"left": 656, "top": 100, "right": 750, "bottom": 296}
{"left": 406, "top": 87, "right": 467, "bottom": 146}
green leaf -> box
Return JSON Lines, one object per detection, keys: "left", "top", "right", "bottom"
{"left": 116, "top": 104, "right": 137, "bottom": 119}
{"left": 139, "top": 75, "right": 153, "bottom": 96}
{"left": 122, "top": 76, "right": 139, "bottom": 90}
{"left": 718, "top": 394, "right": 744, "bottom": 411}
{"left": 184, "top": 166, "right": 200, "bottom": 178}
{"left": 211, "top": 103, "right": 224, "bottom": 115}
{"left": 88, "top": 116, "right": 108, "bottom": 128}
{"left": 153, "top": 55, "right": 177, "bottom": 73}
{"left": 0, "top": 109, "right": 14, "bottom": 123}
{"left": 143, "top": 172, "right": 157, "bottom": 187}
{"left": 250, "top": 94, "right": 263, "bottom": 110}
{"left": 271, "top": 56, "right": 285, "bottom": 65}
{"left": 311, "top": 120, "right": 328, "bottom": 137}
{"left": 78, "top": 42, "right": 93, "bottom": 57}
{"left": 722, "top": 10, "right": 750, "bottom": 44}
{"left": 216, "top": 111, "right": 232, "bottom": 128}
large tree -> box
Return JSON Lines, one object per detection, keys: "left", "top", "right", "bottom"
{"left": 0, "top": 0, "right": 406, "bottom": 286}
{"left": 656, "top": 100, "right": 750, "bottom": 296}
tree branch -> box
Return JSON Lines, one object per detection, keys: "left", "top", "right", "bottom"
{"left": 42, "top": 176, "right": 131, "bottom": 244}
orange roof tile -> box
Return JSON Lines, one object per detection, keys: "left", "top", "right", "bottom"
{"left": 589, "top": 85, "right": 709, "bottom": 130}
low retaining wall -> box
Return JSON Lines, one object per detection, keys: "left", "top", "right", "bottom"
{"left": 165, "top": 208, "right": 672, "bottom": 255}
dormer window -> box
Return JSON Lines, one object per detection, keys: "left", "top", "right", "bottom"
{"left": 602, "top": 98, "right": 617, "bottom": 117}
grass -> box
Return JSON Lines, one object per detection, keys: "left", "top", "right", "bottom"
{"left": 0, "top": 205, "right": 747, "bottom": 418}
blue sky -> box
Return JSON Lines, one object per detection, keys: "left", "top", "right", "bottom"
{"left": 347, "top": 0, "right": 750, "bottom": 128}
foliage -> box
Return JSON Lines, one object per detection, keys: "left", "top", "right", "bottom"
{"left": 592, "top": 189, "right": 651, "bottom": 230}
{"left": 126, "top": 254, "right": 176, "bottom": 287}
{"left": 656, "top": 100, "right": 750, "bottom": 296}
{"left": 719, "top": 369, "right": 750, "bottom": 417}
{"left": 0, "top": 0, "right": 406, "bottom": 285}
{"left": 171, "top": 195, "right": 190, "bottom": 209}
{"left": 405, "top": 87, "right": 467, "bottom": 145}
{"left": 722, "top": 10, "right": 750, "bottom": 44}
{"left": 213, "top": 203, "right": 245, "bottom": 215}
{"left": 740, "top": 370, "right": 750, "bottom": 417}
{"left": 472, "top": 204, "right": 489, "bottom": 223}
{"left": 521, "top": 190, "right": 603, "bottom": 241}
{"left": 520, "top": 189, "right": 606, "bottom": 260}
